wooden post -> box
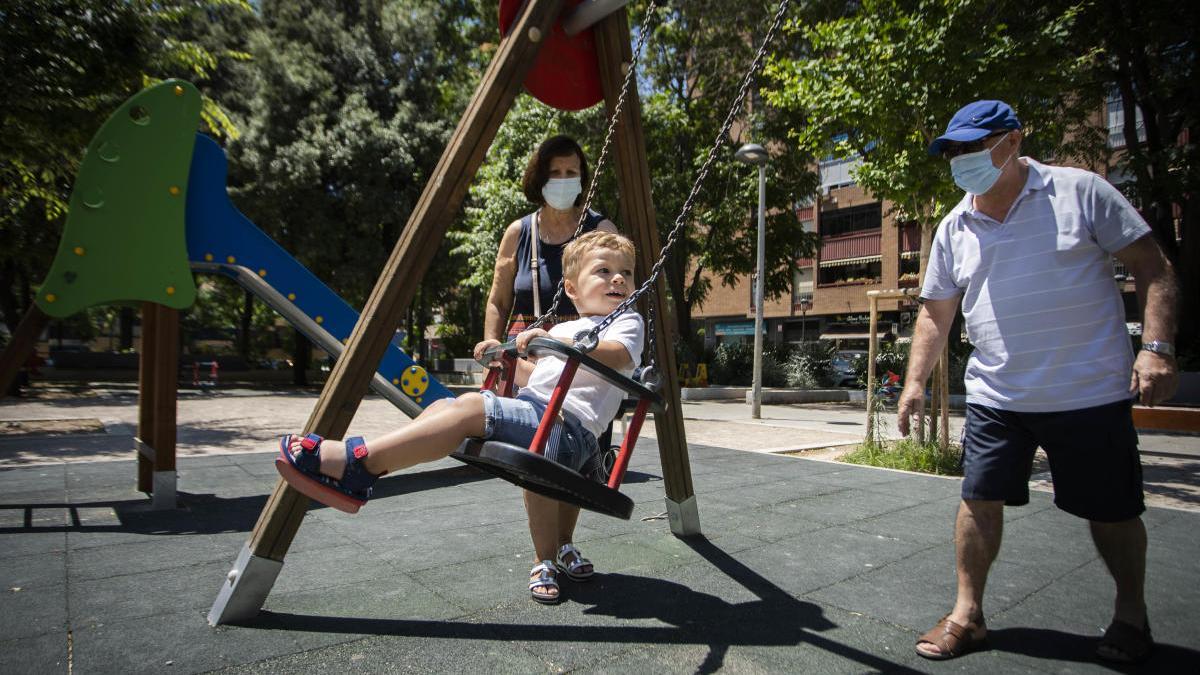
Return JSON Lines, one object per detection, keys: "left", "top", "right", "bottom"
{"left": 594, "top": 9, "right": 697, "bottom": 534}
{"left": 136, "top": 303, "right": 178, "bottom": 505}
{"left": 151, "top": 307, "right": 179, "bottom": 479}
{"left": 137, "top": 302, "right": 159, "bottom": 493}
{"left": 939, "top": 340, "right": 950, "bottom": 452}
{"left": 209, "top": 0, "right": 567, "bottom": 626}
{"left": 0, "top": 305, "right": 50, "bottom": 398}
{"left": 865, "top": 295, "right": 878, "bottom": 442}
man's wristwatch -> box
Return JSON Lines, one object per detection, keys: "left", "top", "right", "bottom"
{"left": 1142, "top": 340, "right": 1175, "bottom": 358}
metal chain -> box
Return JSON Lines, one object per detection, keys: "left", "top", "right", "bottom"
{"left": 528, "top": 0, "right": 662, "bottom": 331}
{"left": 581, "top": 0, "right": 792, "bottom": 347}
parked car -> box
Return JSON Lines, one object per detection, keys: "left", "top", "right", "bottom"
{"left": 831, "top": 350, "right": 867, "bottom": 387}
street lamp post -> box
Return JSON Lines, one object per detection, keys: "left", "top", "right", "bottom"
{"left": 735, "top": 143, "right": 769, "bottom": 419}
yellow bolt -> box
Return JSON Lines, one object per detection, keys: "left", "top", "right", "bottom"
{"left": 166, "top": 286, "right": 176, "bottom": 296}
{"left": 169, "top": 185, "right": 180, "bottom": 196}
{"left": 315, "top": 316, "right": 324, "bottom": 324}
{"left": 258, "top": 269, "right": 267, "bottom": 277}
{"left": 174, "top": 85, "right": 184, "bottom": 96}
{"left": 226, "top": 255, "right": 236, "bottom": 264}
{"left": 287, "top": 293, "right": 296, "bottom": 301}
{"left": 392, "top": 377, "right": 400, "bottom": 385}
{"left": 416, "top": 397, "right": 423, "bottom": 404}
{"left": 45, "top": 293, "right": 57, "bottom": 303}
{"left": 73, "top": 246, "right": 85, "bottom": 256}
{"left": 204, "top": 253, "right": 213, "bottom": 262}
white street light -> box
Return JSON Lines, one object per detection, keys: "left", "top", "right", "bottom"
{"left": 734, "top": 143, "right": 769, "bottom": 419}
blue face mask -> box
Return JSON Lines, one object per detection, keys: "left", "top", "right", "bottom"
{"left": 949, "top": 135, "right": 1014, "bottom": 195}
{"left": 542, "top": 177, "right": 582, "bottom": 210}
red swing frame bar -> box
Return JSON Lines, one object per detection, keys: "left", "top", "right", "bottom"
{"left": 479, "top": 341, "right": 654, "bottom": 490}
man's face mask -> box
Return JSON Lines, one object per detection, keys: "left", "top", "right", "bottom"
{"left": 949, "top": 133, "right": 1014, "bottom": 195}
{"left": 542, "top": 177, "right": 582, "bottom": 210}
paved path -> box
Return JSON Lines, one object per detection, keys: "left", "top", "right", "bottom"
{"left": 1, "top": 386, "right": 1198, "bottom": 673}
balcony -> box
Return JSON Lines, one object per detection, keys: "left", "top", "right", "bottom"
{"left": 820, "top": 230, "right": 881, "bottom": 262}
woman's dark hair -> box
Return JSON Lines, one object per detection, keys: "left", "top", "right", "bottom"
{"left": 522, "top": 135, "right": 590, "bottom": 207}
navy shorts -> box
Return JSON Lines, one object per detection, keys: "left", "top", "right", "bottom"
{"left": 960, "top": 399, "right": 1144, "bottom": 522}
{"left": 480, "top": 390, "right": 602, "bottom": 481}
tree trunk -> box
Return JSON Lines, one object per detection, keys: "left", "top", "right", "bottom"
{"left": 238, "top": 289, "right": 253, "bottom": 360}
{"left": 119, "top": 307, "right": 135, "bottom": 350}
{"left": 1179, "top": 196, "right": 1199, "bottom": 355}
{"left": 291, "top": 328, "right": 309, "bottom": 387}
{"left": 0, "top": 259, "right": 19, "bottom": 336}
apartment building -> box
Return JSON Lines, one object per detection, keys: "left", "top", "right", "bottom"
{"left": 694, "top": 105, "right": 1144, "bottom": 352}
{"left": 694, "top": 152, "right": 920, "bottom": 352}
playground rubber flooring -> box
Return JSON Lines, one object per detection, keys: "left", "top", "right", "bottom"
{"left": 1, "top": 389, "right": 1199, "bottom": 673}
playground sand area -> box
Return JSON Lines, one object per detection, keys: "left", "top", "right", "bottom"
{"left": 1, "top": 385, "right": 1199, "bottom": 673}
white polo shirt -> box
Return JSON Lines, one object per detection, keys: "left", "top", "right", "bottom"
{"left": 921, "top": 158, "right": 1149, "bottom": 412}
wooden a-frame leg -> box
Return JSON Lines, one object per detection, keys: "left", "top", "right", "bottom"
{"left": 208, "top": 0, "right": 567, "bottom": 626}
{"left": 595, "top": 9, "right": 699, "bottom": 536}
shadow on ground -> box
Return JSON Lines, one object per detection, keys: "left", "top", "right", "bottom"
{"left": 244, "top": 536, "right": 923, "bottom": 675}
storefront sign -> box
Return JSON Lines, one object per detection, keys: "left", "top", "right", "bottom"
{"left": 714, "top": 321, "right": 756, "bottom": 336}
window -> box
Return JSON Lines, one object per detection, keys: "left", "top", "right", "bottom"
{"left": 792, "top": 266, "right": 814, "bottom": 306}
{"left": 820, "top": 203, "right": 882, "bottom": 237}
{"left": 1107, "top": 87, "right": 1145, "bottom": 149}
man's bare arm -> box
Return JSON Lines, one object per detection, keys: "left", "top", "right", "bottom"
{"left": 897, "top": 296, "right": 959, "bottom": 435}
{"left": 1114, "top": 234, "right": 1179, "bottom": 405}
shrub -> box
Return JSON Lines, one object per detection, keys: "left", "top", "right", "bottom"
{"left": 709, "top": 341, "right": 753, "bottom": 385}
{"left": 708, "top": 341, "right": 790, "bottom": 387}
{"left": 785, "top": 341, "right": 837, "bottom": 389}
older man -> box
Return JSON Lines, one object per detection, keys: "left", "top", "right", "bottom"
{"left": 900, "top": 100, "right": 1178, "bottom": 663}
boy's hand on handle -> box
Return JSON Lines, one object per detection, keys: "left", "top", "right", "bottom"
{"left": 515, "top": 328, "right": 551, "bottom": 355}
{"left": 473, "top": 339, "right": 502, "bottom": 367}
{"left": 896, "top": 383, "right": 924, "bottom": 436}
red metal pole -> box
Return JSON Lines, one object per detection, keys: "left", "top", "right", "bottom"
{"left": 528, "top": 359, "right": 579, "bottom": 456}
{"left": 608, "top": 397, "right": 650, "bottom": 489}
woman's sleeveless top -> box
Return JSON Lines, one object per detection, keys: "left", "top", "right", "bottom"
{"left": 508, "top": 209, "right": 605, "bottom": 337}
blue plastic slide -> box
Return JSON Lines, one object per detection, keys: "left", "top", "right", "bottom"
{"left": 183, "top": 134, "right": 452, "bottom": 415}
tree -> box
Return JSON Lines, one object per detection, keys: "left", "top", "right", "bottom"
{"left": 635, "top": 0, "right": 819, "bottom": 351}
{"left": 764, "top": 0, "right": 1102, "bottom": 277}
{"left": 229, "top": 0, "right": 487, "bottom": 366}
{"left": 0, "top": 0, "right": 253, "bottom": 332}
{"left": 1088, "top": 0, "right": 1199, "bottom": 359}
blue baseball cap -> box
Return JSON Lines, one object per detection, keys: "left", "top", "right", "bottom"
{"left": 928, "top": 100, "right": 1022, "bottom": 156}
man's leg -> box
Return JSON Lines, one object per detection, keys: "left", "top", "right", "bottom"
{"left": 1090, "top": 517, "right": 1148, "bottom": 629}
{"left": 951, "top": 498, "right": 1004, "bottom": 625}
{"left": 917, "top": 498, "right": 1002, "bottom": 658}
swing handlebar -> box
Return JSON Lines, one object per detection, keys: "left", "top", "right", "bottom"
{"left": 477, "top": 339, "right": 663, "bottom": 409}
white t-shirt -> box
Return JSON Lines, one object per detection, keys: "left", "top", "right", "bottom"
{"left": 521, "top": 311, "right": 645, "bottom": 437}
{"left": 921, "top": 158, "right": 1149, "bottom": 412}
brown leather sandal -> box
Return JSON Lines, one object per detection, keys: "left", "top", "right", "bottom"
{"left": 1097, "top": 617, "right": 1152, "bottom": 664}
{"left": 915, "top": 614, "right": 987, "bottom": 660}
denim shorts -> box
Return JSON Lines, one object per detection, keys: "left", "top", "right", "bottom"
{"left": 480, "top": 390, "right": 601, "bottom": 480}
{"left": 961, "top": 399, "right": 1144, "bottom": 522}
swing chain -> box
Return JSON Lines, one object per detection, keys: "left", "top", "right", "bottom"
{"left": 581, "top": 0, "right": 792, "bottom": 346}
{"left": 528, "top": 0, "right": 662, "bottom": 331}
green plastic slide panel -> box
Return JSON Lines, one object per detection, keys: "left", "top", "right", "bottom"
{"left": 36, "top": 80, "right": 202, "bottom": 318}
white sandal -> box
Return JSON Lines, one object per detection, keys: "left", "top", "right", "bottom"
{"left": 529, "top": 560, "right": 560, "bottom": 604}
{"left": 555, "top": 543, "right": 594, "bottom": 582}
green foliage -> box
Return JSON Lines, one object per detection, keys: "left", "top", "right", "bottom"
{"left": 0, "top": 0, "right": 253, "bottom": 330}
{"left": 840, "top": 437, "right": 963, "bottom": 476}
{"left": 708, "top": 340, "right": 789, "bottom": 387}
{"left": 764, "top": 0, "right": 1104, "bottom": 236}
{"left": 627, "top": 0, "right": 819, "bottom": 349}
{"left": 785, "top": 341, "right": 838, "bottom": 389}
{"left": 229, "top": 0, "right": 484, "bottom": 314}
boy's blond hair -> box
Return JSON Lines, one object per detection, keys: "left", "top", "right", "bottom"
{"left": 562, "top": 230, "right": 636, "bottom": 284}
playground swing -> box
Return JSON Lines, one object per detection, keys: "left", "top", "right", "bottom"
{"left": 450, "top": 0, "right": 794, "bottom": 520}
